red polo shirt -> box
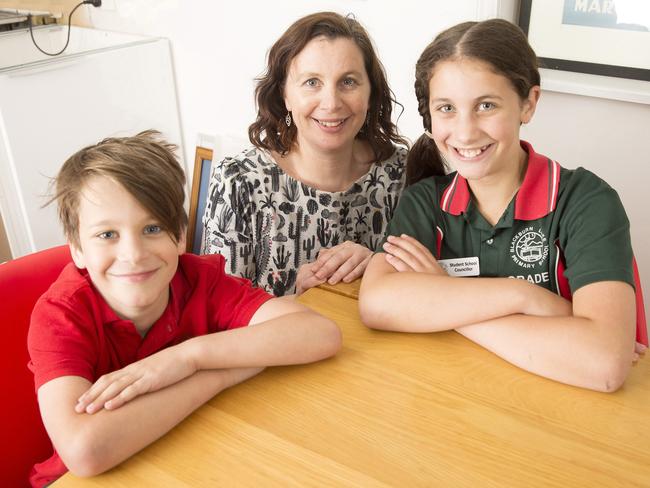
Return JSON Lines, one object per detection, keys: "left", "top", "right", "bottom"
{"left": 27, "top": 252, "right": 272, "bottom": 487}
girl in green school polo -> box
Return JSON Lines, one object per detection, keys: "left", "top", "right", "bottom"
{"left": 359, "top": 19, "right": 647, "bottom": 392}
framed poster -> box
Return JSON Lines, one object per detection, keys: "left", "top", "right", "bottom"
{"left": 518, "top": 0, "right": 650, "bottom": 81}
{"left": 187, "top": 146, "right": 213, "bottom": 255}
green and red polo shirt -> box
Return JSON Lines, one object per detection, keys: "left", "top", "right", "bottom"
{"left": 385, "top": 140, "right": 647, "bottom": 345}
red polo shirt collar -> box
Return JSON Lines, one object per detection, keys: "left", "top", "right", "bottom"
{"left": 86, "top": 268, "right": 184, "bottom": 360}
{"left": 440, "top": 141, "right": 561, "bottom": 221}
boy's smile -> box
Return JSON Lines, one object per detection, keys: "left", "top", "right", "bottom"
{"left": 110, "top": 269, "right": 159, "bottom": 282}
{"left": 70, "top": 175, "right": 185, "bottom": 334}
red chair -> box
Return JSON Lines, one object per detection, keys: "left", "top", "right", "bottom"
{"left": 0, "top": 246, "right": 72, "bottom": 487}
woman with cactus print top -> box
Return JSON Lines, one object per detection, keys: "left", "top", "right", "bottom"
{"left": 202, "top": 145, "right": 406, "bottom": 295}
{"left": 201, "top": 12, "right": 408, "bottom": 296}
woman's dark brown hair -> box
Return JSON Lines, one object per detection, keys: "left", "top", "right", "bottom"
{"left": 249, "top": 11, "right": 407, "bottom": 161}
{"left": 407, "top": 19, "right": 541, "bottom": 186}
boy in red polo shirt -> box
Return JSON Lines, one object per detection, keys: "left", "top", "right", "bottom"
{"left": 27, "top": 130, "right": 341, "bottom": 487}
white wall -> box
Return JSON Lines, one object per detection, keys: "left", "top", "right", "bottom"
{"left": 85, "top": 0, "right": 648, "bottom": 305}
{"left": 86, "top": 0, "right": 513, "bottom": 160}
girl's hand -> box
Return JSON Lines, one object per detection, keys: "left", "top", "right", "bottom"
{"left": 382, "top": 234, "right": 446, "bottom": 275}
{"left": 521, "top": 283, "right": 572, "bottom": 318}
{"left": 75, "top": 344, "right": 197, "bottom": 414}
{"left": 311, "top": 241, "right": 372, "bottom": 286}
{"left": 296, "top": 261, "right": 327, "bottom": 295}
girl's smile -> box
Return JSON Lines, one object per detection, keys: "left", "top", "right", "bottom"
{"left": 452, "top": 143, "right": 494, "bottom": 160}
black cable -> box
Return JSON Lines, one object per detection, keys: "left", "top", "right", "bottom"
{"left": 28, "top": 1, "right": 100, "bottom": 57}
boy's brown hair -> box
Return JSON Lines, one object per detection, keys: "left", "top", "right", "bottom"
{"left": 52, "top": 130, "right": 188, "bottom": 248}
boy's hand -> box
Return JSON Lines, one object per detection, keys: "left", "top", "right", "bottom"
{"left": 311, "top": 241, "right": 372, "bottom": 286}
{"left": 75, "top": 344, "right": 196, "bottom": 414}
{"left": 382, "top": 234, "right": 445, "bottom": 275}
{"left": 296, "top": 262, "right": 327, "bottom": 295}
{"left": 633, "top": 341, "right": 647, "bottom": 364}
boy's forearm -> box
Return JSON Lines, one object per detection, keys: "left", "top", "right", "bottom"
{"left": 45, "top": 368, "right": 261, "bottom": 477}
{"left": 183, "top": 312, "right": 340, "bottom": 371}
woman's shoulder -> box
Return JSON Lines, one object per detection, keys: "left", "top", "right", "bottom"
{"left": 362, "top": 145, "right": 408, "bottom": 188}
{"left": 216, "top": 145, "right": 275, "bottom": 181}
{"left": 376, "top": 144, "right": 408, "bottom": 168}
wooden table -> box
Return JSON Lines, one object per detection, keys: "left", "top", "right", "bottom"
{"left": 55, "top": 285, "right": 650, "bottom": 487}
{"left": 317, "top": 278, "right": 360, "bottom": 299}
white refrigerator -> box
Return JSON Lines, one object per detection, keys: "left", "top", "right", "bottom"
{"left": 0, "top": 25, "right": 184, "bottom": 258}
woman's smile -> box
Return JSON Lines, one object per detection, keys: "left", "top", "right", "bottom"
{"left": 313, "top": 117, "right": 349, "bottom": 131}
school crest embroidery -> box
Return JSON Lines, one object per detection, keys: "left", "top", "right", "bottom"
{"left": 509, "top": 226, "right": 549, "bottom": 269}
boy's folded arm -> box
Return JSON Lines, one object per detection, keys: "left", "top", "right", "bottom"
{"left": 359, "top": 253, "right": 568, "bottom": 332}
{"left": 38, "top": 367, "right": 262, "bottom": 477}
{"left": 185, "top": 295, "right": 342, "bottom": 371}
{"left": 77, "top": 297, "right": 341, "bottom": 414}
{"left": 455, "top": 280, "right": 636, "bottom": 392}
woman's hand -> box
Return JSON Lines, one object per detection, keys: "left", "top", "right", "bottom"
{"left": 382, "top": 234, "right": 446, "bottom": 275}
{"left": 310, "top": 241, "right": 373, "bottom": 287}
{"left": 75, "top": 343, "right": 197, "bottom": 414}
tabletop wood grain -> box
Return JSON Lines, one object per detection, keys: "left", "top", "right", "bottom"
{"left": 317, "top": 278, "right": 360, "bottom": 299}
{"left": 55, "top": 285, "right": 650, "bottom": 487}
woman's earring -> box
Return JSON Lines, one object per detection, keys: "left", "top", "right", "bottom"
{"left": 285, "top": 112, "right": 292, "bottom": 127}
{"left": 424, "top": 129, "right": 433, "bottom": 138}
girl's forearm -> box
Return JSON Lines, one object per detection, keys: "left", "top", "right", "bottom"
{"left": 456, "top": 311, "right": 634, "bottom": 392}
{"left": 359, "top": 271, "right": 568, "bottom": 332}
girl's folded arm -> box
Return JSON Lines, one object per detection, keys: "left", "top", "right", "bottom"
{"left": 359, "top": 253, "right": 569, "bottom": 332}
{"left": 456, "top": 280, "right": 635, "bottom": 392}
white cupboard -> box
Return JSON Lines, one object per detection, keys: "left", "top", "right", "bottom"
{"left": 0, "top": 25, "right": 184, "bottom": 258}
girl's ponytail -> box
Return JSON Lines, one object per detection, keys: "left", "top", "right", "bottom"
{"left": 406, "top": 134, "right": 446, "bottom": 186}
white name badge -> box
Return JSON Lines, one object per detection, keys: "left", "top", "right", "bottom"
{"left": 438, "top": 257, "right": 480, "bottom": 277}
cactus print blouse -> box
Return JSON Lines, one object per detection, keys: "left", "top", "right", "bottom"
{"left": 201, "top": 145, "right": 407, "bottom": 296}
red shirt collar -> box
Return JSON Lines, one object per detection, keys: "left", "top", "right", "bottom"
{"left": 440, "top": 140, "right": 561, "bottom": 220}
{"left": 80, "top": 267, "right": 183, "bottom": 353}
